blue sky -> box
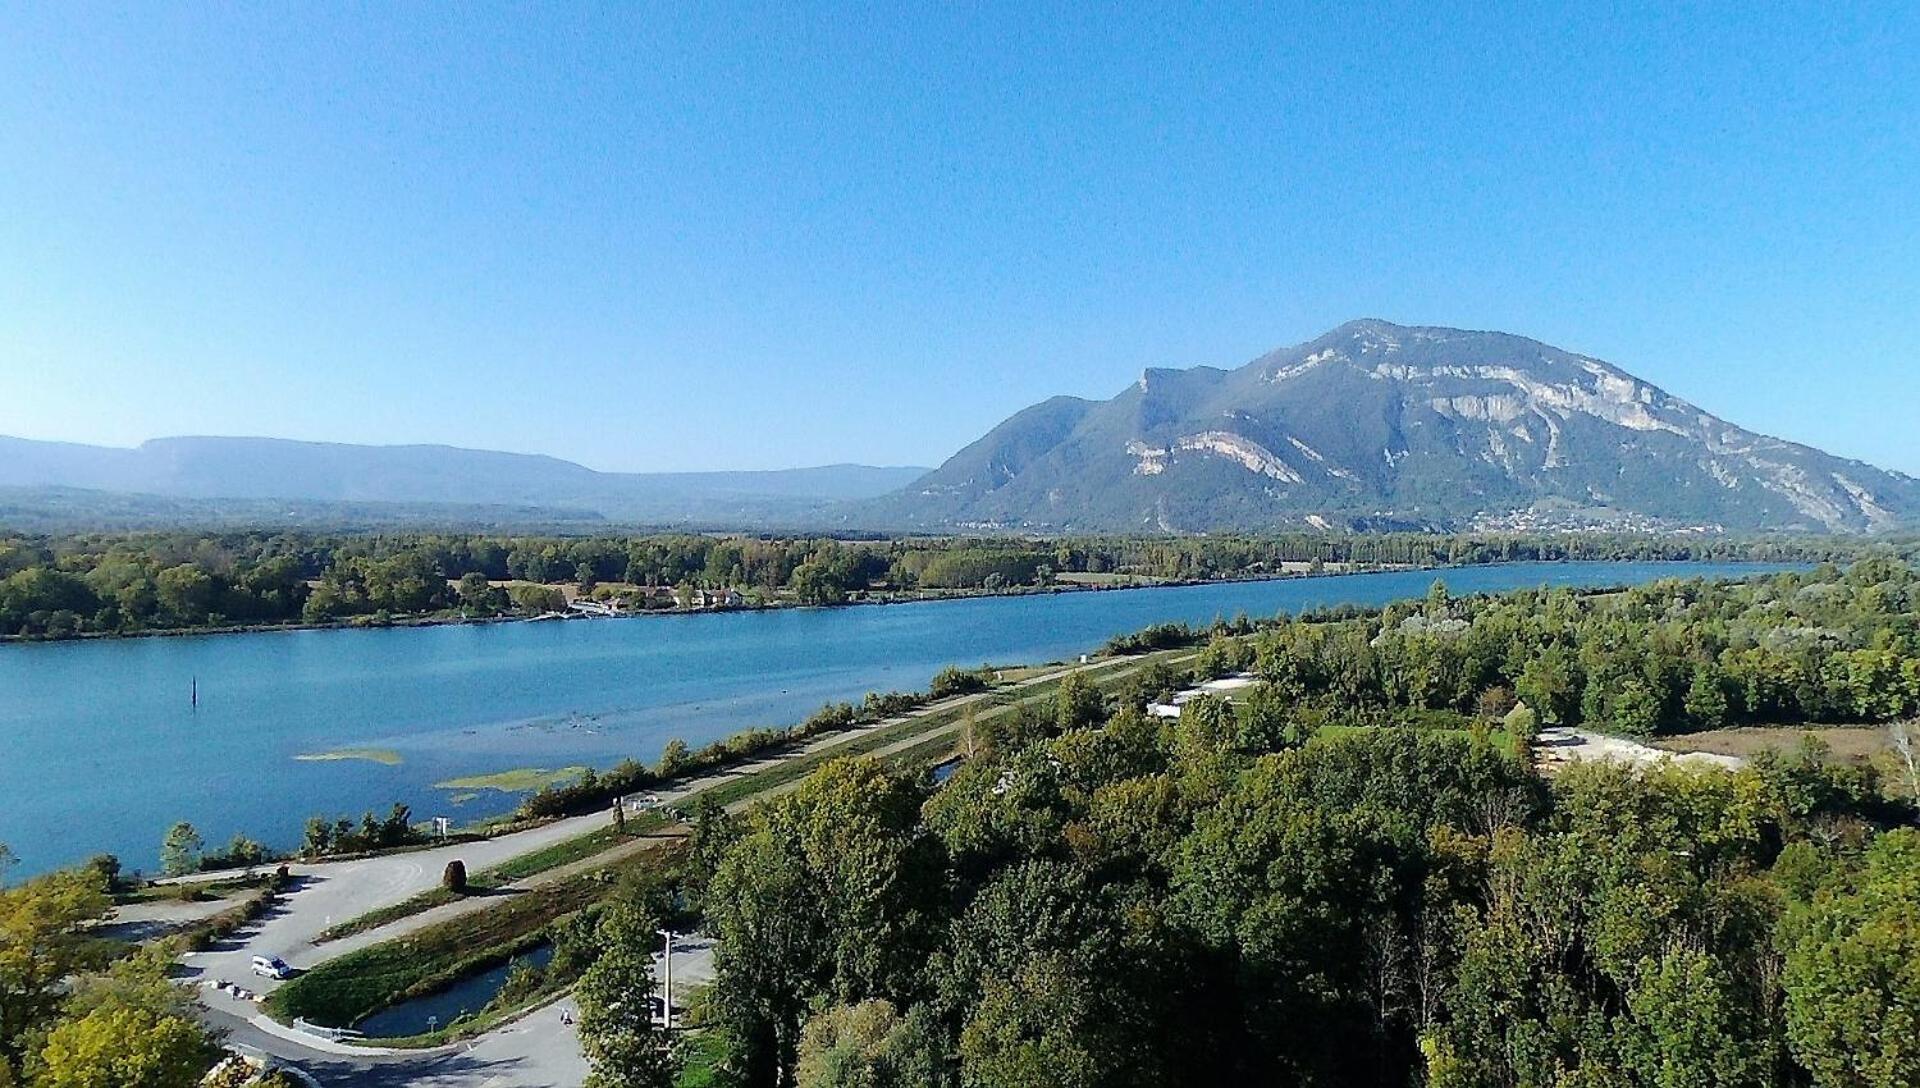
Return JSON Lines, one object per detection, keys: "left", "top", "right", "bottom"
{"left": 2, "top": 4, "right": 1916, "bottom": 474}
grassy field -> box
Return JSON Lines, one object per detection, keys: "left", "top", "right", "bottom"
{"left": 1053, "top": 571, "right": 1163, "bottom": 587}
{"left": 1653, "top": 724, "right": 1893, "bottom": 762}
{"left": 113, "top": 873, "right": 263, "bottom": 906}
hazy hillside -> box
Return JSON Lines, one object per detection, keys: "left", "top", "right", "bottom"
{"left": 0, "top": 436, "right": 927, "bottom": 528}
{"left": 866, "top": 320, "right": 1920, "bottom": 534}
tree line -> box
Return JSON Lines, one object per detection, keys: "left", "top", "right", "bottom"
{"left": 0, "top": 527, "right": 1902, "bottom": 638}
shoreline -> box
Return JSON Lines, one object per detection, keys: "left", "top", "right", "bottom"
{"left": 0, "top": 561, "right": 1443, "bottom": 646}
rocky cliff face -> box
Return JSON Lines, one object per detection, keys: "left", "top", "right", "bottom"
{"left": 869, "top": 320, "right": 1917, "bottom": 533}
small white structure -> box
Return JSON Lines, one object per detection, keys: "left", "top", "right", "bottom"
{"left": 1148, "top": 673, "right": 1260, "bottom": 718}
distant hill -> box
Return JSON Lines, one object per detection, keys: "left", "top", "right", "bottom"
{"left": 0, "top": 435, "right": 927, "bottom": 529}
{"left": 863, "top": 320, "right": 1919, "bottom": 534}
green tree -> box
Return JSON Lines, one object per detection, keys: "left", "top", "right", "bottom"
{"left": 1054, "top": 672, "right": 1104, "bottom": 734}
{"left": 1684, "top": 664, "right": 1731, "bottom": 731}
{"left": 1515, "top": 646, "right": 1579, "bottom": 727}
{"left": 797, "top": 1000, "right": 945, "bottom": 1088}
{"left": 152, "top": 565, "right": 215, "bottom": 625}
{"left": 157, "top": 823, "right": 203, "bottom": 878}
{"left": 576, "top": 906, "right": 677, "bottom": 1088}
{"left": 35, "top": 949, "right": 214, "bottom": 1088}
{"left": 0, "top": 869, "right": 111, "bottom": 1079}
{"left": 1781, "top": 829, "right": 1920, "bottom": 1088}
{"left": 656, "top": 738, "right": 692, "bottom": 779}
{"left": 791, "top": 562, "right": 849, "bottom": 606}
{"left": 35, "top": 1003, "right": 208, "bottom": 1088}
{"left": 710, "top": 826, "right": 831, "bottom": 1087}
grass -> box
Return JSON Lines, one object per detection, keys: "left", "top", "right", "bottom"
{"left": 294, "top": 747, "right": 403, "bottom": 766}
{"left": 676, "top": 1030, "right": 730, "bottom": 1088}
{"left": 315, "top": 817, "right": 664, "bottom": 943}
{"left": 1053, "top": 571, "right": 1163, "bottom": 587}
{"left": 691, "top": 647, "right": 1192, "bottom": 809}
{"left": 1653, "top": 724, "right": 1892, "bottom": 762}
{"left": 883, "top": 731, "right": 964, "bottom": 771}
{"left": 113, "top": 874, "right": 262, "bottom": 905}
{"left": 434, "top": 766, "right": 591, "bottom": 793}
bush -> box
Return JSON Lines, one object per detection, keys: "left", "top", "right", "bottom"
{"left": 931, "top": 665, "right": 994, "bottom": 698}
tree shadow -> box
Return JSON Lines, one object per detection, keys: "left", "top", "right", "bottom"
{"left": 297, "top": 1050, "right": 543, "bottom": 1087}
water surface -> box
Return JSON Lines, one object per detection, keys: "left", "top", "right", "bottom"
{"left": 355, "top": 944, "right": 555, "bottom": 1036}
{"left": 0, "top": 561, "right": 1788, "bottom": 874}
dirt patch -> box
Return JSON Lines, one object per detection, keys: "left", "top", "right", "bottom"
{"left": 1653, "top": 725, "right": 1892, "bottom": 763}
{"left": 1538, "top": 728, "right": 1743, "bottom": 771}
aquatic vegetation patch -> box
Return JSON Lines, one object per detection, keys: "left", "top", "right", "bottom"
{"left": 434, "top": 766, "right": 590, "bottom": 793}
{"left": 295, "top": 747, "right": 404, "bottom": 766}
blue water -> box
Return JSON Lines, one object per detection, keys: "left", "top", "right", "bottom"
{"left": 0, "top": 562, "right": 1789, "bottom": 874}
{"left": 355, "top": 944, "right": 555, "bottom": 1036}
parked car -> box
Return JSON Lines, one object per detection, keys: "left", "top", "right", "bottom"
{"left": 251, "top": 955, "right": 293, "bottom": 980}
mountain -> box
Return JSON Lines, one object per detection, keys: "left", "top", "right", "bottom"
{"left": 0, "top": 436, "right": 927, "bottom": 528}
{"left": 867, "top": 320, "right": 1919, "bottom": 534}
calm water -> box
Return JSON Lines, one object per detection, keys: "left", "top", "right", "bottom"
{"left": 355, "top": 944, "right": 555, "bottom": 1036}
{"left": 0, "top": 561, "right": 1788, "bottom": 874}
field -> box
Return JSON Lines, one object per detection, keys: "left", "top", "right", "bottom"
{"left": 1653, "top": 724, "right": 1894, "bottom": 763}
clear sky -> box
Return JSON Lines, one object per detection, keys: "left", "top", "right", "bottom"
{"left": 2, "top": 4, "right": 1916, "bottom": 474}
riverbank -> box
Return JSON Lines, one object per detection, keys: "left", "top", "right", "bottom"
{"left": 0, "top": 561, "right": 1430, "bottom": 645}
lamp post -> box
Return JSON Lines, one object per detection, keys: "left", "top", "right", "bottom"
{"left": 658, "top": 928, "right": 674, "bottom": 1030}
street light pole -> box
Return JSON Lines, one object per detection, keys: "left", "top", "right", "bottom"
{"left": 658, "top": 928, "right": 674, "bottom": 1030}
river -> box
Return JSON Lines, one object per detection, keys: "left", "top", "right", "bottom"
{"left": 0, "top": 561, "right": 1789, "bottom": 874}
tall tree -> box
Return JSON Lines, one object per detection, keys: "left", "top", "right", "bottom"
{"left": 576, "top": 906, "right": 677, "bottom": 1088}
{"left": 157, "top": 824, "right": 203, "bottom": 878}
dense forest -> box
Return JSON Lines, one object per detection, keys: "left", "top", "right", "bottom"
{"left": 567, "top": 562, "right": 1920, "bottom": 1088}
{"left": 0, "top": 527, "right": 1892, "bottom": 639}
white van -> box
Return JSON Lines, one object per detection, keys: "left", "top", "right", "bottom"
{"left": 251, "top": 955, "right": 293, "bottom": 980}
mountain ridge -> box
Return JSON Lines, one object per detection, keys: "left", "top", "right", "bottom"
{"left": 864, "top": 319, "right": 1918, "bottom": 534}
{"left": 0, "top": 434, "right": 928, "bottom": 526}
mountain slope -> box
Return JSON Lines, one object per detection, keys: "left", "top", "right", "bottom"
{"left": 869, "top": 320, "right": 1918, "bottom": 533}
{"left": 0, "top": 436, "right": 927, "bottom": 527}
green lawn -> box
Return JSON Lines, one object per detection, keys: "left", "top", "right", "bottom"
{"left": 675, "top": 1030, "right": 729, "bottom": 1088}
